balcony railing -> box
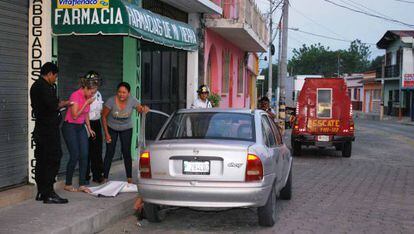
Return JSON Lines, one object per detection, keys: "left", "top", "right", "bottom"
{"left": 207, "top": 0, "right": 268, "bottom": 45}
{"left": 375, "top": 64, "right": 400, "bottom": 78}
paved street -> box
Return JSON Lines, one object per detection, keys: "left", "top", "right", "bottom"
{"left": 102, "top": 119, "right": 414, "bottom": 234}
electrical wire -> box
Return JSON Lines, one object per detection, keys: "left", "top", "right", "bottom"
{"left": 394, "top": 0, "right": 414, "bottom": 3}
{"left": 289, "top": 28, "right": 377, "bottom": 45}
{"left": 322, "top": 0, "right": 414, "bottom": 28}
{"left": 290, "top": 4, "right": 349, "bottom": 40}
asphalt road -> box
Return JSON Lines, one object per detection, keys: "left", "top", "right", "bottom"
{"left": 101, "top": 119, "right": 414, "bottom": 234}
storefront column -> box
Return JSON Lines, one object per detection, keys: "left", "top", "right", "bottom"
{"left": 123, "top": 37, "right": 141, "bottom": 159}
{"left": 186, "top": 13, "right": 200, "bottom": 108}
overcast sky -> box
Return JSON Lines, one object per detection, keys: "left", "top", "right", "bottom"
{"left": 256, "top": 0, "right": 414, "bottom": 63}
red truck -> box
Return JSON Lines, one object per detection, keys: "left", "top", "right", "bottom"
{"left": 291, "top": 78, "right": 355, "bottom": 157}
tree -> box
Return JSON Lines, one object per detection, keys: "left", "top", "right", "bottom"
{"left": 288, "top": 40, "right": 372, "bottom": 77}
{"left": 258, "top": 64, "right": 278, "bottom": 98}
{"left": 369, "top": 55, "right": 384, "bottom": 71}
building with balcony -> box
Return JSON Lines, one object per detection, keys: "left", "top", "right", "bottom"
{"left": 203, "top": 0, "right": 268, "bottom": 108}
{"left": 376, "top": 30, "right": 414, "bottom": 120}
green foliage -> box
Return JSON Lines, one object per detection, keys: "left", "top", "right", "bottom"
{"left": 259, "top": 63, "right": 278, "bottom": 95}
{"left": 288, "top": 40, "right": 372, "bottom": 77}
{"left": 208, "top": 92, "right": 221, "bottom": 107}
{"left": 369, "top": 55, "right": 384, "bottom": 71}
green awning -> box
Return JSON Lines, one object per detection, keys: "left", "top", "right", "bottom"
{"left": 52, "top": 0, "right": 198, "bottom": 51}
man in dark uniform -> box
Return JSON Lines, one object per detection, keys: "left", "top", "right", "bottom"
{"left": 30, "top": 62, "right": 71, "bottom": 204}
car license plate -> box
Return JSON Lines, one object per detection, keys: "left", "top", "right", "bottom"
{"left": 183, "top": 161, "right": 210, "bottom": 175}
{"left": 317, "top": 135, "right": 329, "bottom": 142}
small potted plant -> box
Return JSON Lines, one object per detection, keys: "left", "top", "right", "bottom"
{"left": 208, "top": 92, "right": 221, "bottom": 107}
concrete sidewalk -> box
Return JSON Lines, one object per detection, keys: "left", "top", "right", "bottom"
{"left": 354, "top": 111, "right": 414, "bottom": 126}
{"left": 0, "top": 162, "right": 138, "bottom": 234}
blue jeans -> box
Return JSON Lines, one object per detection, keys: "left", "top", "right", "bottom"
{"left": 62, "top": 122, "right": 89, "bottom": 186}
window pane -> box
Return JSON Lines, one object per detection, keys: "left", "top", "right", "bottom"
{"left": 161, "top": 113, "right": 254, "bottom": 141}
{"left": 317, "top": 89, "right": 332, "bottom": 118}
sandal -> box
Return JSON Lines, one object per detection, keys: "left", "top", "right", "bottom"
{"left": 64, "top": 185, "right": 78, "bottom": 192}
{"left": 79, "top": 186, "right": 92, "bottom": 194}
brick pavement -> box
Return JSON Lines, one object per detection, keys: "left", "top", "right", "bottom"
{"left": 101, "top": 120, "right": 414, "bottom": 234}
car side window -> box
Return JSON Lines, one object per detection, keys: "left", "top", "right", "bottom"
{"left": 267, "top": 116, "right": 283, "bottom": 145}
{"left": 261, "top": 116, "right": 276, "bottom": 148}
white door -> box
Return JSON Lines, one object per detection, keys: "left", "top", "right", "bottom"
{"left": 365, "top": 91, "right": 371, "bottom": 113}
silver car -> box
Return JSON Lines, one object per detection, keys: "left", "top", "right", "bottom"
{"left": 138, "top": 109, "right": 292, "bottom": 226}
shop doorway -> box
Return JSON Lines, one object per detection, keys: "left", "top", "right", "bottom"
{"left": 141, "top": 42, "right": 187, "bottom": 140}
{"left": 57, "top": 36, "right": 124, "bottom": 172}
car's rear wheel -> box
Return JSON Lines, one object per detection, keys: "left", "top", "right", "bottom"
{"left": 292, "top": 140, "right": 301, "bottom": 156}
{"left": 258, "top": 184, "right": 277, "bottom": 227}
{"left": 279, "top": 167, "right": 292, "bottom": 200}
{"left": 342, "top": 142, "right": 352, "bottom": 158}
{"left": 144, "top": 203, "right": 162, "bottom": 223}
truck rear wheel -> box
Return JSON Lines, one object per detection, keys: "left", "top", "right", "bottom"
{"left": 342, "top": 142, "right": 352, "bottom": 158}
{"left": 292, "top": 140, "right": 301, "bottom": 156}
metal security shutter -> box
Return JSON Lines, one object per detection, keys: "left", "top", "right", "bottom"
{"left": 57, "top": 36, "right": 123, "bottom": 173}
{"left": 0, "top": 1, "right": 28, "bottom": 189}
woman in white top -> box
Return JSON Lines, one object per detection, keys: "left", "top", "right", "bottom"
{"left": 191, "top": 85, "right": 212, "bottom": 109}
{"left": 84, "top": 71, "right": 105, "bottom": 184}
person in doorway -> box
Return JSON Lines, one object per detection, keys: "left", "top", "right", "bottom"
{"left": 102, "top": 82, "right": 149, "bottom": 183}
{"left": 30, "top": 62, "right": 72, "bottom": 204}
{"left": 84, "top": 71, "right": 105, "bottom": 184}
{"left": 62, "top": 74, "right": 98, "bottom": 193}
{"left": 259, "top": 96, "right": 277, "bottom": 120}
{"left": 191, "top": 85, "right": 212, "bottom": 109}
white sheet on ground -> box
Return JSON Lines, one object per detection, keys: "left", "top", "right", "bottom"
{"left": 88, "top": 181, "right": 138, "bottom": 197}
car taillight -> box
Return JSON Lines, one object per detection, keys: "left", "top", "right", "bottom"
{"left": 139, "top": 151, "right": 151, "bottom": 178}
{"left": 294, "top": 119, "right": 299, "bottom": 131}
{"left": 349, "top": 104, "right": 353, "bottom": 117}
{"left": 245, "top": 154, "right": 263, "bottom": 182}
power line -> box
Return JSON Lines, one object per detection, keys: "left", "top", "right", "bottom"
{"left": 290, "top": 4, "right": 349, "bottom": 41}
{"left": 394, "top": 0, "right": 414, "bottom": 3}
{"left": 322, "top": 0, "right": 414, "bottom": 28}
{"left": 339, "top": 0, "right": 393, "bottom": 19}
{"left": 289, "top": 28, "right": 377, "bottom": 45}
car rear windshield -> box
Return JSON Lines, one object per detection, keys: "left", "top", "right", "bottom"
{"left": 160, "top": 112, "right": 255, "bottom": 141}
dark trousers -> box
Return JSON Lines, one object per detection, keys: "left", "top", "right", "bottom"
{"left": 86, "top": 120, "right": 104, "bottom": 181}
{"left": 34, "top": 129, "right": 62, "bottom": 196}
{"left": 62, "top": 122, "right": 89, "bottom": 186}
{"left": 103, "top": 127, "right": 133, "bottom": 179}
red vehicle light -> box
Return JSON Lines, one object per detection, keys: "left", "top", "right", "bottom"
{"left": 245, "top": 154, "right": 263, "bottom": 182}
{"left": 139, "top": 151, "right": 151, "bottom": 178}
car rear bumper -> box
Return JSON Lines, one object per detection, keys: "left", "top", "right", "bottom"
{"left": 138, "top": 175, "right": 273, "bottom": 208}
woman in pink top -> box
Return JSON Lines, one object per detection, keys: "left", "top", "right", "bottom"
{"left": 62, "top": 74, "right": 98, "bottom": 193}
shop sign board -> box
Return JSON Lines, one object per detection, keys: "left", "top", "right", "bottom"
{"left": 52, "top": 0, "right": 198, "bottom": 51}
{"left": 403, "top": 73, "right": 414, "bottom": 89}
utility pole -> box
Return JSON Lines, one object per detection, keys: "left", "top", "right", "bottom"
{"left": 267, "top": 0, "right": 274, "bottom": 101}
{"left": 278, "top": 0, "right": 289, "bottom": 129}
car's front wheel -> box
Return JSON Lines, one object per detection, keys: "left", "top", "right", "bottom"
{"left": 144, "top": 202, "right": 162, "bottom": 223}
{"left": 258, "top": 184, "right": 277, "bottom": 227}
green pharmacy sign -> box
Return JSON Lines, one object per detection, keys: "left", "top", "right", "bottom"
{"left": 52, "top": 0, "right": 198, "bottom": 51}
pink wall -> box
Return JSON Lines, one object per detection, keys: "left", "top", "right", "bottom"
{"left": 204, "top": 29, "right": 250, "bottom": 108}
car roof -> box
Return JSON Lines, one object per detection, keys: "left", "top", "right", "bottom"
{"left": 176, "top": 108, "right": 262, "bottom": 114}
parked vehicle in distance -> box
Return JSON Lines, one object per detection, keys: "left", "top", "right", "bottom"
{"left": 291, "top": 78, "right": 355, "bottom": 157}
{"left": 138, "top": 109, "right": 292, "bottom": 227}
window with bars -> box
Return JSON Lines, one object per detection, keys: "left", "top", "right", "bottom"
{"left": 222, "top": 50, "right": 230, "bottom": 94}
{"left": 237, "top": 59, "right": 243, "bottom": 94}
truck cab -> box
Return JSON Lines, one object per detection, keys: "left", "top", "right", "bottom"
{"left": 291, "top": 78, "right": 355, "bottom": 157}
